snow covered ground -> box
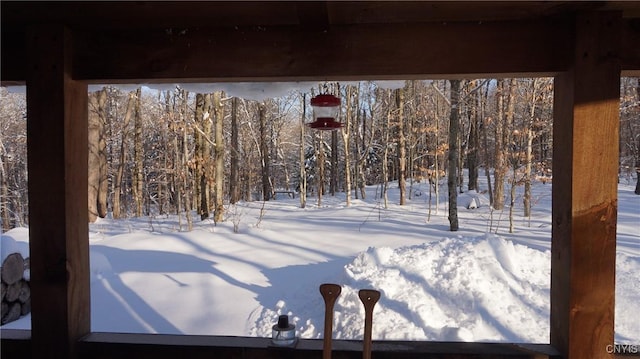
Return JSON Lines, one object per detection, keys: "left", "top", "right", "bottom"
{"left": 1, "top": 178, "right": 638, "bottom": 344}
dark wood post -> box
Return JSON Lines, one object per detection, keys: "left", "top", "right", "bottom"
{"left": 26, "top": 25, "right": 90, "bottom": 359}
{"left": 551, "top": 12, "right": 621, "bottom": 359}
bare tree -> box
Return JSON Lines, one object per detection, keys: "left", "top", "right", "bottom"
{"left": 342, "top": 85, "right": 354, "bottom": 207}
{"left": 88, "top": 87, "right": 108, "bottom": 222}
{"left": 396, "top": 87, "right": 407, "bottom": 205}
{"left": 132, "top": 88, "right": 144, "bottom": 217}
{"left": 299, "top": 93, "right": 307, "bottom": 208}
{"left": 467, "top": 81, "right": 481, "bottom": 192}
{"left": 381, "top": 89, "right": 392, "bottom": 208}
{"left": 481, "top": 81, "right": 494, "bottom": 207}
{"left": 493, "top": 79, "right": 507, "bottom": 210}
{"left": 213, "top": 91, "right": 225, "bottom": 223}
{"left": 0, "top": 88, "right": 27, "bottom": 231}
{"left": 230, "top": 97, "right": 240, "bottom": 204}
{"left": 112, "top": 89, "right": 137, "bottom": 219}
{"left": 330, "top": 130, "right": 339, "bottom": 196}
{"left": 315, "top": 130, "right": 326, "bottom": 206}
{"left": 619, "top": 78, "right": 640, "bottom": 194}
{"left": 447, "top": 80, "right": 461, "bottom": 231}
{"left": 259, "top": 102, "right": 272, "bottom": 201}
{"left": 180, "top": 89, "right": 193, "bottom": 230}
{"left": 194, "top": 93, "right": 211, "bottom": 220}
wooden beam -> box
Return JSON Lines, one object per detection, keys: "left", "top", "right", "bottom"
{"left": 551, "top": 11, "right": 620, "bottom": 359}
{"left": 296, "top": 1, "right": 330, "bottom": 31}
{"left": 70, "top": 20, "right": 572, "bottom": 83}
{"left": 621, "top": 18, "right": 640, "bottom": 75}
{"left": 4, "top": 18, "right": 640, "bottom": 84}
{"left": 26, "top": 25, "right": 90, "bottom": 359}
{"left": 77, "top": 333, "right": 560, "bottom": 359}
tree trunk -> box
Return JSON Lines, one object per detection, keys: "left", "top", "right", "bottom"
{"left": 87, "top": 91, "right": 100, "bottom": 222}
{"left": 194, "top": 95, "right": 203, "bottom": 216}
{"left": 113, "top": 90, "right": 136, "bottom": 219}
{"left": 316, "top": 131, "right": 325, "bottom": 206}
{"left": 509, "top": 170, "right": 517, "bottom": 233}
{"left": 479, "top": 81, "right": 494, "bottom": 206}
{"left": 299, "top": 94, "right": 307, "bottom": 208}
{"left": 88, "top": 88, "right": 108, "bottom": 222}
{"left": 330, "top": 130, "right": 338, "bottom": 196}
{"left": 448, "top": 80, "right": 460, "bottom": 231}
{"left": 382, "top": 90, "right": 392, "bottom": 209}
{"left": 213, "top": 91, "right": 225, "bottom": 223}
{"left": 457, "top": 81, "right": 466, "bottom": 194}
{"left": 179, "top": 89, "right": 193, "bottom": 230}
{"left": 504, "top": 78, "right": 517, "bottom": 230}
{"left": 132, "top": 87, "right": 144, "bottom": 217}
{"left": 524, "top": 78, "right": 538, "bottom": 217}
{"left": 342, "top": 86, "right": 353, "bottom": 207}
{"left": 467, "top": 82, "right": 480, "bottom": 191}
{"left": 358, "top": 108, "right": 367, "bottom": 200}
{"left": 259, "top": 102, "right": 271, "bottom": 201}
{"left": 434, "top": 82, "right": 443, "bottom": 216}
{"left": 182, "top": 121, "right": 193, "bottom": 231}
{"left": 97, "top": 90, "right": 109, "bottom": 218}
{"left": 195, "top": 93, "right": 206, "bottom": 219}
{"left": 230, "top": 97, "right": 240, "bottom": 204}
{"left": 493, "top": 79, "right": 506, "bottom": 210}
{"left": 397, "top": 88, "right": 407, "bottom": 205}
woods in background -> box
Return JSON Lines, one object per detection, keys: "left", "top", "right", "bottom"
{"left": 0, "top": 78, "right": 638, "bottom": 232}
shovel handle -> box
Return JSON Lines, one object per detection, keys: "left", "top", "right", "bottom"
{"left": 358, "top": 289, "right": 380, "bottom": 359}
{"left": 320, "top": 283, "right": 341, "bottom": 359}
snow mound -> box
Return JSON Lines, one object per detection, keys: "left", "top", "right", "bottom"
{"left": 614, "top": 253, "right": 640, "bottom": 339}
{"left": 249, "top": 235, "right": 551, "bottom": 343}
{"left": 1, "top": 228, "right": 30, "bottom": 263}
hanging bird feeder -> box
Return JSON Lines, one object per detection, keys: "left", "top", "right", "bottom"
{"left": 308, "top": 94, "right": 343, "bottom": 131}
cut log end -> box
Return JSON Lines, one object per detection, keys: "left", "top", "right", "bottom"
{"left": 1, "top": 253, "right": 31, "bottom": 325}
{"left": 1, "top": 253, "right": 25, "bottom": 285}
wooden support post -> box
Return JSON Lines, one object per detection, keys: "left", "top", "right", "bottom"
{"left": 551, "top": 12, "right": 621, "bottom": 359}
{"left": 26, "top": 25, "right": 90, "bottom": 359}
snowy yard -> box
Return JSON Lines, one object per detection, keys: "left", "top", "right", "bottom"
{"left": 1, "top": 178, "right": 638, "bottom": 344}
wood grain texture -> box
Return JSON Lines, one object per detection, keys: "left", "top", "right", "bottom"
{"left": 72, "top": 333, "right": 561, "bottom": 359}
{"left": 3, "top": 3, "right": 640, "bottom": 83}
{"left": 551, "top": 11, "right": 621, "bottom": 359}
{"left": 621, "top": 19, "right": 640, "bottom": 76}
{"left": 71, "top": 20, "right": 571, "bottom": 82}
{"left": 26, "top": 25, "right": 90, "bottom": 359}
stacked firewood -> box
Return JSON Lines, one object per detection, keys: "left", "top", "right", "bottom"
{"left": 1, "top": 253, "right": 31, "bottom": 324}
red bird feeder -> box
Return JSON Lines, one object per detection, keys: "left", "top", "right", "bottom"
{"left": 308, "top": 94, "right": 342, "bottom": 131}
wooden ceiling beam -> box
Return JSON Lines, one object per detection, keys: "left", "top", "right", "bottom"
{"left": 67, "top": 20, "right": 572, "bottom": 84}
{"left": 621, "top": 18, "right": 640, "bottom": 75}
{"left": 296, "top": 1, "right": 330, "bottom": 31}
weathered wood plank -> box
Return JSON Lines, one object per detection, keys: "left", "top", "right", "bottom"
{"left": 75, "top": 333, "right": 561, "bottom": 359}
{"left": 551, "top": 11, "right": 621, "bottom": 359}
{"left": 72, "top": 20, "right": 571, "bottom": 83}
{"left": 0, "top": 329, "right": 32, "bottom": 358}
{"left": 3, "top": 16, "right": 640, "bottom": 84}
{"left": 26, "top": 25, "right": 90, "bottom": 359}
{"left": 621, "top": 18, "right": 640, "bottom": 76}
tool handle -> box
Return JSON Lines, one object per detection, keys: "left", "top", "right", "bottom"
{"left": 320, "top": 283, "right": 342, "bottom": 359}
{"left": 358, "top": 289, "right": 380, "bottom": 359}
